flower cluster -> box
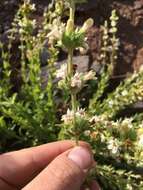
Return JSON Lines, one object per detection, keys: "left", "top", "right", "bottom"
{"left": 62, "top": 18, "right": 94, "bottom": 50}
{"left": 100, "top": 65, "right": 143, "bottom": 118}
{"left": 47, "top": 19, "right": 65, "bottom": 45}
{"left": 71, "top": 70, "right": 96, "bottom": 91}
{"left": 107, "top": 138, "right": 120, "bottom": 155}
{"left": 14, "top": 0, "right": 36, "bottom": 36}
{"left": 56, "top": 63, "right": 96, "bottom": 92}
{"left": 89, "top": 115, "right": 108, "bottom": 124}
{"left": 61, "top": 108, "right": 86, "bottom": 124}
{"left": 1, "top": 0, "right": 143, "bottom": 188}
{"left": 87, "top": 115, "right": 143, "bottom": 158}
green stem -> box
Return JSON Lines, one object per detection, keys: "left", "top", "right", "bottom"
{"left": 68, "top": 49, "right": 78, "bottom": 146}
{"left": 21, "top": 37, "right": 26, "bottom": 83}
{"left": 67, "top": 41, "right": 78, "bottom": 145}
{"left": 67, "top": 49, "right": 73, "bottom": 78}
{"left": 67, "top": 1, "right": 79, "bottom": 146}
{"left": 70, "top": 0, "right": 75, "bottom": 21}
{"left": 71, "top": 93, "right": 79, "bottom": 146}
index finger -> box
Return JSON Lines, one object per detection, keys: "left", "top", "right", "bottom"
{"left": 0, "top": 140, "right": 89, "bottom": 189}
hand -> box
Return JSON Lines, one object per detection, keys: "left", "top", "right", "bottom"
{"left": 0, "top": 140, "right": 100, "bottom": 190}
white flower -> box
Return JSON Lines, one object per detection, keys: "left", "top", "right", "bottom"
{"left": 100, "top": 134, "right": 106, "bottom": 142}
{"left": 47, "top": 27, "right": 62, "bottom": 41}
{"left": 83, "top": 70, "right": 96, "bottom": 81}
{"left": 107, "top": 139, "right": 119, "bottom": 154}
{"left": 61, "top": 108, "right": 85, "bottom": 124}
{"left": 71, "top": 71, "right": 96, "bottom": 90}
{"left": 122, "top": 118, "right": 133, "bottom": 129}
{"left": 47, "top": 22, "right": 65, "bottom": 43}
{"left": 71, "top": 72, "right": 83, "bottom": 89}
{"left": 121, "top": 90, "right": 128, "bottom": 96}
{"left": 126, "top": 184, "right": 133, "bottom": 190}
{"left": 138, "top": 134, "right": 143, "bottom": 147}
{"left": 89, "top": 115, "right": 105, "bottom": 123}
{"left": 75, "top": 107, "right": 86, "bottom": 118}
{"left": 108, "top": 100, "right": 114, "bottom": 107}
{"left": 84, "top": 130, "right": 91, "bottom": 136}
{"left": 139, "top": 122, "right": 143, "bottom": 128}
{"left": 61, "top": 109, "right": 74, "bottom": 124}
{"left": 56, "top": 64, "right": 67, "bottom": 79}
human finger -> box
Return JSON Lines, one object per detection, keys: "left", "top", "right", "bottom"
{"left": 22, "top": 146, "right": 94, "bottom": 190}
{"left": 0, "top": 140, "right": 90, "bottom": 188}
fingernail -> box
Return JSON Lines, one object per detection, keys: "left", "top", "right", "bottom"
{"left": 68, "top": 146, "right": 93, "bottom": 170}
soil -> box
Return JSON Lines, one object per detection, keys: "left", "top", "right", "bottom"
{"left": 1, "top": 0, "right": 143, "bottom": 75}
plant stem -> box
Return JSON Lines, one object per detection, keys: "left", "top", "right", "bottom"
{"left": 67, "top": 1, "right": 79, "bottom": 145}
{"left": 67, "top": 49, "right": 73, "bottom": 78}
{"left": 70, "top": 0, "right": 75, "bottom": 21}
{"left": 72, "top": 93, "right": 79, "bottom": 146}
{"left": 68, "top": 49, "right": 78, "bottom": 145}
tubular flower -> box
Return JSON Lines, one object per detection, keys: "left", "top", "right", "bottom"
{"left": 83, "top": 70, "right": 96, "bottom": 81}
{"left": 61, "top": 108, "right": 86, "bottom": 124}
{"left": 107, "top": 138, "right": 120, "bottom": 154}
{"left": 66, "top": 19, "right": 74, "bottom": 34}
{"left": 47, "top": 21, "right": 65, "bottom": 44}
{"left": 71, "top": 71, "right": 96, "bottom": 91}
{"left": 138, "top": 134, "right": 143, "bottom": 148}
{"left": 71, "top": 72, "right": 83, "bottom": 89}
{"left": 80, "top": 18, "right": 94, "bottom": 33}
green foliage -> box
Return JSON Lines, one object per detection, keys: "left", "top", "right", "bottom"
{"left": 66, "top": 0, "right": 87, "bottom": 5}
{"left": 0, "top": 0, "right": 60, "bottom": 149}
{"left": 62, "top": 31, "right": 85, "bottom": 50}
{"left": 0, "top": 0, "right": 143, "bottom": 189}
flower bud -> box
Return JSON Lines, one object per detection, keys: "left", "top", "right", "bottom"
{"left": 55, "top": 2, "right": 63, "bottom": 15}
{"left": 80, "top": 18, "right": 94, "bottom": 33}
{"left": 66, "top": 19, "right": 74, "bottom": 34}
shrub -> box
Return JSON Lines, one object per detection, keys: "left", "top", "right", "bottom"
{"left": 0, "top": 0, "right": 143, "bottom": 189}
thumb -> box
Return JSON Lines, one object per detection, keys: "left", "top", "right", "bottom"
{"left": 22, "top": 146, "right": 93, "bottom": 190}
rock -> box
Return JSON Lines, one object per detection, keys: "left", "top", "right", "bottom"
{"left": 134, "top": 0, "right": 143, "bottom": 10}
{"left": 1, "top": 0, "right": 143, "bottom": 77}
{"left": 40, "top": 41, "right": 50, "bottom": 66}
{"left": 91, "top": 60, "right": 102, "bottom": 74}
{"left": 41, "top": 55, "right": 90, "bottom": 88}
{"left": 77, "top": 0, "right": 99, "bottom": 12}
{"left": 55, "top": 55, "right": 89, "bottom": 72}
{"left": 133, "top": 0, "right": 143, "bottom": 26}
{"left": 73, "top": 55, "right": 89, "bottom": 72}
{"left": 133, "top": 48, "right": 143, "bottom": 71}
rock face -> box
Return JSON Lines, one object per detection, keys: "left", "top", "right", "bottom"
{"left": 80, "top": 0, "right": 143, "bottom": 75}
{"left": 77, "top": 0, "right": 99, "bottom": 12}
{"left": 41, "top": 55, "right": 90, "bottom": 88}
{"left": 0, "top": 0, "right": 21, "bottom": 33}
{"left": 133, "top": 48, "right": 143, "bottom": 71}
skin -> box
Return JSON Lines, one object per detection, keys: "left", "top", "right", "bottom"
{"left": 0, "top": 140, "right": 100, "bottom": 190}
